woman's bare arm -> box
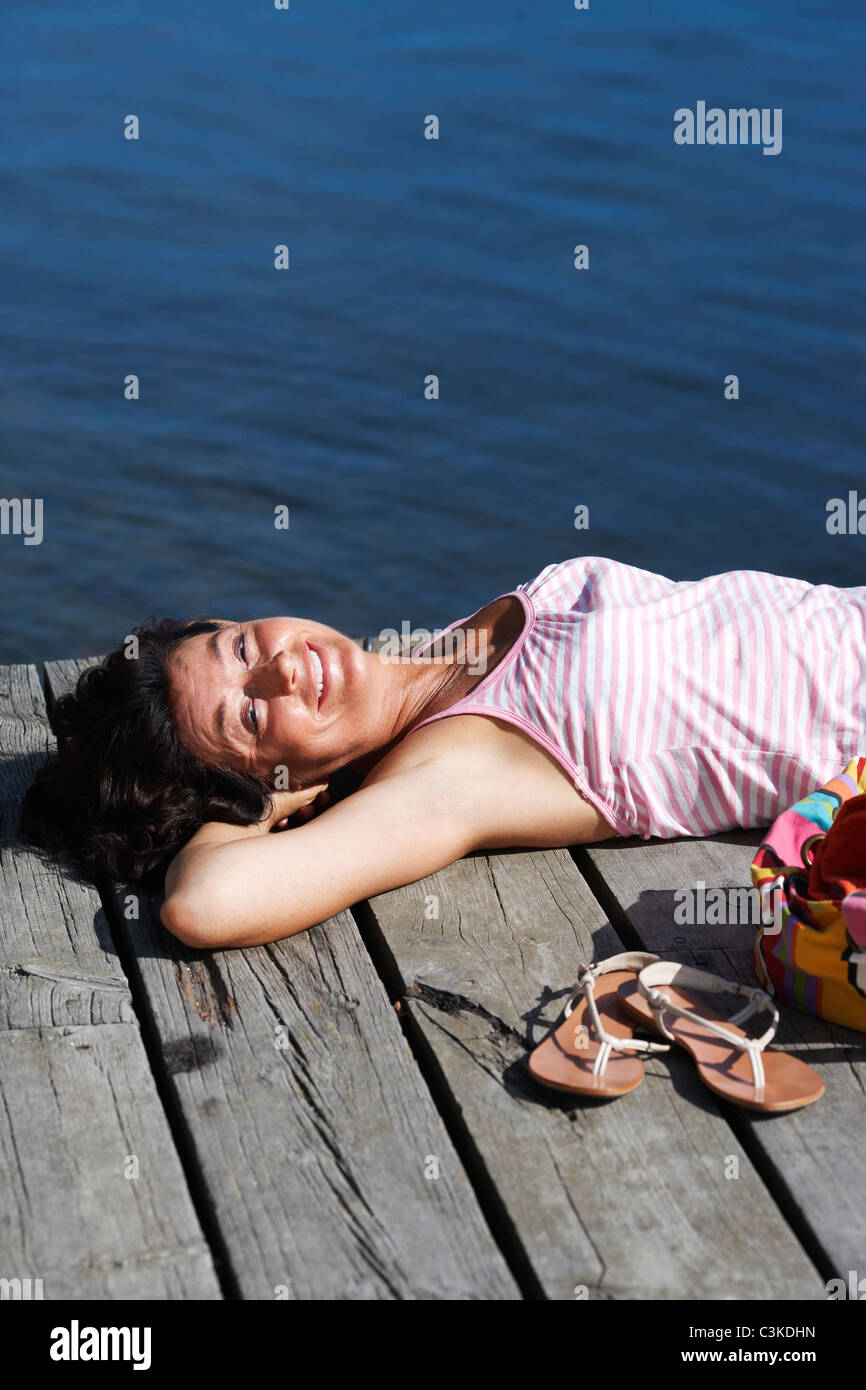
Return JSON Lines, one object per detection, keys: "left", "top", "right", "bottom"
{"left": 161, "top": 715, "right": 619, "bottom": 951}
{"left": 160, "top": 760, "right": 476, "bottom": 949}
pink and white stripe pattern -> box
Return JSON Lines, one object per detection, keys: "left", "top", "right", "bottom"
{"left": 410, "top": 556, "right": 865, "bottom": 839}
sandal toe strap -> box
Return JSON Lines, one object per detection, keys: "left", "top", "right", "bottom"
{"left": 564, "top": 956, "right": 670, "bottom": 1078}
{"left": 639, "top": 962, "right": 779, "bottom": 1090}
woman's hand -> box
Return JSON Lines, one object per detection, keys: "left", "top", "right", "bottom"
{"left": 163, "top": 779, "right": 333, "bottom": 910}
{"left": 259, "top": 782, "right": 332, "bottom": 832}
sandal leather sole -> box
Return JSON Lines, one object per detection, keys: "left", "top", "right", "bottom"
{"left": 617, "top": 977, "right": 824, "bottom": 1113}
{"left": 529, "top": 967, "right": 652, "bottom": 1098}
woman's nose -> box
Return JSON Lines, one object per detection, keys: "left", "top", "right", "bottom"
{"left": 246, "top": 648, "right": 296, "bottom": 698}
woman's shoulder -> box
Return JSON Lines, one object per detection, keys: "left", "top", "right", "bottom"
{"left": 358, "top": 711, "right": 618, "bottom": 849}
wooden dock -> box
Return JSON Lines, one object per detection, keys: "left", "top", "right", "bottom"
{"left": 1, "top": 639, "right": 864, "bottom": 1301}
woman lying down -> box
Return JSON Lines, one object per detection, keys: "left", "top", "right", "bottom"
{"left": 22, "top": 555, "right": 864, "bottom": 951}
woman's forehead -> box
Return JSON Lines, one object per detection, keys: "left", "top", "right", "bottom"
{"left": 164, "top": 631, "right": 230, "bottom": 761}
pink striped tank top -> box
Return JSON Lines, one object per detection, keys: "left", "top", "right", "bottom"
{"left": 408, "top": 556, "right": 866, "bottom": 839}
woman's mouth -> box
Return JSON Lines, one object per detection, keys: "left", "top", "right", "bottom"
{"left": 307, "top": 643, "right": 327, "bottom": 709}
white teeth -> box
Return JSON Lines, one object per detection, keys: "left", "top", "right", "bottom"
{"left": 310, "top": 648, "right": 324, "bottom": 702}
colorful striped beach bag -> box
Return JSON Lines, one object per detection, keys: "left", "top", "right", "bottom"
{"left": 750, "top": 757, "right": 866, "bottom": 1033}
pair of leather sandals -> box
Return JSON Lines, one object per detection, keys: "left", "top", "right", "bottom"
{"left": 528, "top": 951, "right": 824, "bottom": 1112}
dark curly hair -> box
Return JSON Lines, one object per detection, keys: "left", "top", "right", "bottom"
{"left": 21, "top": 618, "right": 275, "bottom": 890}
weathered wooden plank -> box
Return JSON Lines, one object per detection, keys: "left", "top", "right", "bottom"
{"left": 582, "top": 833, "right": 866, "bottom": 1282}
{"left": 0, "top": 1023, "right": 219, "bottom": 1299}
{"left": 106, "top": 892, "right": 520, "bottom": 1300}
{"left": 0, "top": 664, "right": 131, "bottom": 1030}
{"left": 0, "top": 663, "right": 221, "bottom": 1299}
{"left": 581, "top": 830, "right": 767, "bottom": 961}
{"left": 363, "top": 846, "right": 827, "bottom": 1300}
{"left": 45, "top": 657, "right": 520, "bottom": 1301}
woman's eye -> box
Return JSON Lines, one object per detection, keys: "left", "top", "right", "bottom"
{"left": 237, "top": 632, "right": 256, "bottom": 735}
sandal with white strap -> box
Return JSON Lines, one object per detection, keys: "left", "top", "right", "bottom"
{"left": 617, "top": 961, "right": 824, "bottom": 1113}
{"left": 528, "top": 951, "right": 671, "bottom": 1098}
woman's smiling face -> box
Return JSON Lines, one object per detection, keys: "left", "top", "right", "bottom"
{"left": 166, "top": 617, "right": 375, "bottom": 786}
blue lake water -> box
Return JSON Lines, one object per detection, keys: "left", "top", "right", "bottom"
{"left": 1, "top": 0, "right": 864, "bottom": 664}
